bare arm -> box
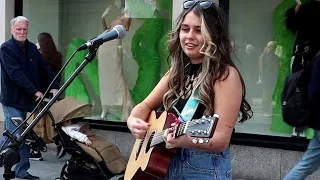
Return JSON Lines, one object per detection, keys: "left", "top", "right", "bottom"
{"left": 127, "top": 71, "right": 170, "bottom": 138}
{"left": 102, "top": 18, "right": 108, "bottom": 31}
{"left": 295, "top": 4, "right": 301, "bottom": 13}
{"left": 101, "top": 5, "right": 112, "bottom": 31}
{"left": 166, "top": 67, "right": 242, "bottom": 152}
{"left": 295, "top": 0, "right": 301, "bottom": 13}
{"left": 123, "top": 9, "right": 132, "bottom": 31}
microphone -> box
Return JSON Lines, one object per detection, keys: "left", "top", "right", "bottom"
{"left": 77, "top": 25, "right": 126, "bottom": 51}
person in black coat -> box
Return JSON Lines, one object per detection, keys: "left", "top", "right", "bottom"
{"left": 0, "top": 16, "right": 58, "bottom": 180}
{"left": 286, "top": 0, "right": 320, "bottom": 57}
{"left": 286, "top": 0, "right": 320, "bottom": 137}
{"left": 284, "top": 1, "right": 320, "bottom": 179}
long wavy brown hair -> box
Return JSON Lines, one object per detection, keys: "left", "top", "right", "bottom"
{"left": 163, "top": 3, "right": 252, "bottom": 122}
{"left": 37, "top": 32, "right": 62, "bottom": 74}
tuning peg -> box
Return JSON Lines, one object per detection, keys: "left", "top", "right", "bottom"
{"left": 198, "top": 138, "right": 204, "bottom": 144}
{"left": 213, "top": 114, "right": 219, "bottom": 118}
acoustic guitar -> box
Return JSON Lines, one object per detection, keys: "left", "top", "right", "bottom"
{"left": 124, "top": 111, "right": 219, "bottom": 180}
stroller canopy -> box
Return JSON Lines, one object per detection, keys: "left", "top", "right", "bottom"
{"left": 50, "top": 97, "right": 92, "bottom": 124}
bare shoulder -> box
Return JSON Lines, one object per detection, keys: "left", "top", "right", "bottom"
{"left": 214, "top": 66, "right": 242, "bottom": 99}
{"left": 216, "top": 66, "right": 241, "bottom": 85}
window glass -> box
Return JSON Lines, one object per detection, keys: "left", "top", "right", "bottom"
{"left": 23, "top": 0, "right": 172, "bottom": 122}
{"left": 230, "top": 0, "right": 313, "bottom": 138}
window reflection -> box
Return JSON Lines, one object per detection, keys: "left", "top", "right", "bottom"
{"left": 23, "top": 0, "right": 172, "bottom": 122}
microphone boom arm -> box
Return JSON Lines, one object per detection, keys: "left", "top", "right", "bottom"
{"left": 0, "top": 46, "right": 99, "bottom": 180}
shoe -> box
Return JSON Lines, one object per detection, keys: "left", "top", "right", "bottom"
{"left": 17, "top": 173, "right": 40, "bottom": 179}
{"left": 292, "top": 128, "right": 306, "bottom": 138}
{"left": 292, "top": 128, "right": 298, "bottom": 137}
{"left": 29, "top": 151, "right": 43, "bottom": 161}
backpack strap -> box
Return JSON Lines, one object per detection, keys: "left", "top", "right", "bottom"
{"left": 306, "top": 50, "right": 320, "bottom": 68}
{"left": 303, "top": 50, "right": 320, "bottom": 77}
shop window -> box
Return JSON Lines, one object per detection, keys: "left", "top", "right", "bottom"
{"left": 23, "top": 0, "right": 172, "bottom": 122}
{"left": 229, "top": 0, "right": 314, "bottom": 138}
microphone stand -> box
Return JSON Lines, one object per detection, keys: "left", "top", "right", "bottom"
{"left": 0, "top": 46, "right": 98, "bottom": 180}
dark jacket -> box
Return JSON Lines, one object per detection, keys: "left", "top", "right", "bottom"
{"left": 0, "top": 36, "right": 58, "bottom": 112}
{"left": 308, "top": 56, "right": 320, "bottom": 130}
{"left": 286, "top": 1, "right": 320, "bottom": 56}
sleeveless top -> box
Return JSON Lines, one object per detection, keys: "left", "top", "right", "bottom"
{"left": 169, "top": 63, "right": 206, "bottom": 119}
{"left": 160, "top": 63, "right": 235, "bottom": 143}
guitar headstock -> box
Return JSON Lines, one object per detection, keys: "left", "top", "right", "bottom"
{"left": 174, "top": 114, "right": 219, "bottom": 139}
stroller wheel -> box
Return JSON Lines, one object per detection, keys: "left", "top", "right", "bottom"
{"left": 60, "top": 159, "right": 106, "bottom": 180}
{"left": 60, "top": 163, "right": 70, "bottom": 180}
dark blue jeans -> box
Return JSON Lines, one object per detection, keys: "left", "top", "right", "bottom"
{"left": 0, "top": 105, "right": 30, "bottom": 178}
{"left": 164, "top": 148, "right": 232, "bottom": 180}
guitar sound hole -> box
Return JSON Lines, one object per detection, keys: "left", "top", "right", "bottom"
{"left": 144, "top": 132, "right": 155, "bottom": 154}
{"left": 135, "top": 137, "right": 145, "bottom": 160}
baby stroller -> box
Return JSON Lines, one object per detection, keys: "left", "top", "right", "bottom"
{"left": 47, "top": 97, "right": 125, "bottom": 180}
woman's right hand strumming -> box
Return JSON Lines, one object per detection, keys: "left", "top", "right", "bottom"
{"left": 127, "top": 115, "right": 150, "bottom": 139}
{"left": 127, "top": 74, "right": 170, "bottom": 139}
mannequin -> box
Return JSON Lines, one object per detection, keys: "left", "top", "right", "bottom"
{"left": 98, "top": 0, "right": 134, "bottom": 121}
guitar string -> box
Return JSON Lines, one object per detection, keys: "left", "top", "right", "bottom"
{"left": 148, "top": 120, "right": 213, "bottom": 146}
{"left": 148, "top": 64, "right": 206, "bottom": 147}
{"left": 144, "top": 116, "right": 215, "bottom": 145}
{"left": 150, "top": 120, "right": 209, "bottom": 140}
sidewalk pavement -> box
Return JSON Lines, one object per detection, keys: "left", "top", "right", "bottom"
{"left": 0, "top": 149, "right": 68, "bottom": 180}
{"left": 0, "top": 117, "right": 66, "bottom": 180}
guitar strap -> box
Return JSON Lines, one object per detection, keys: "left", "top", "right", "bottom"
{"left": 178, "top": 89, "right": 199, "bottom": 122}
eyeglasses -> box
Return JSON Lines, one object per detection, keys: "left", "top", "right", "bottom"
{"left": 183, "top": 0, "right": 213, "bottom": 10}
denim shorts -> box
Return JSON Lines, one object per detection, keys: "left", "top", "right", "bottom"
{"left": 164, "top": 148, "right": 232, "bottom": 180}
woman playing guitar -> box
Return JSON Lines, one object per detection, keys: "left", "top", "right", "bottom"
{"left": 127, "top": 1, "right": 252, "bottom": 179}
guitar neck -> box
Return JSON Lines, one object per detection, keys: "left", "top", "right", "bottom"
{"left": 148, "top": 115, "right": 217, "bottom": 147}
{"left": 150, "top": 122, "right": 187, "bottom": 147}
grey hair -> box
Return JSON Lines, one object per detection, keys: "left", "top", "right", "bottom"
{"left": 10, "top": 16, "right": 29, "bottom": 27}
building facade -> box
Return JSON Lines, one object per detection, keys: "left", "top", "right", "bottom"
{"left": 1, "top": 0, "right": 319, "bottom": 179}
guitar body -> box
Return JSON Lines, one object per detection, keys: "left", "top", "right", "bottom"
{"left": 124, "top": 111, "right": 176, "bottom": 180}
{"left": 124, "top": 111, "right": 218, "bottom": 180}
